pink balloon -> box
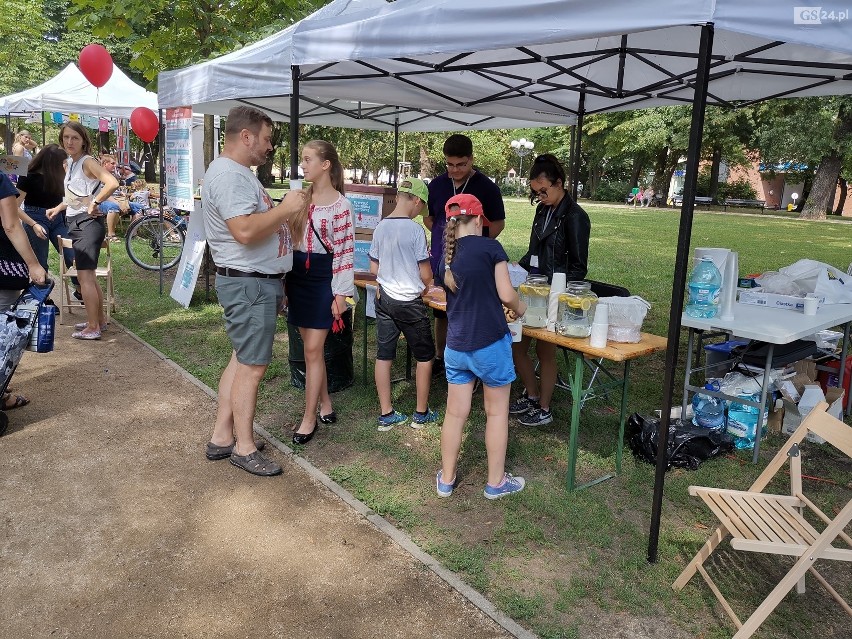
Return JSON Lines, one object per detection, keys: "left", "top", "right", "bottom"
{"left": 130, "top": 107, "right": 159, "bottom": 143}
{"left": 79, "top": 44, "right": 113, "bottom": 88}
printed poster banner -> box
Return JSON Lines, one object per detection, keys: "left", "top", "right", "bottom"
{"left": 165, "top": 107, "right": 194, "bottom": 211}
{"left": 170, "top": 212, "right": 207, "bottom": 308}
{"left": 349, "top": 192, "right": 382, "bottom": 230}
{"left": 115, "top": 118, "right": 130, "bottom": 167}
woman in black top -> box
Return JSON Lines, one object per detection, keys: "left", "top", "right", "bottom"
{"left": 510, "top": 154, "right": 591, "bottom": 427}
{"left": 14, "top": 144, "right": 74, "bottom": 271}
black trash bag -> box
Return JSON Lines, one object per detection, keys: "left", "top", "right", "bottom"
{"left": 287, "top": 308, "right": 354, "bottom": 393}
{"left": 627, "top": 413, "right": 734, "bottom": 470}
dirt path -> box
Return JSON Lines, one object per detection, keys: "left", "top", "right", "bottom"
{"left": 0, "top": 326, "right": 517, "bottom": 639}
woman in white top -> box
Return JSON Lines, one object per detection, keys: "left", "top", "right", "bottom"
{"left": 47, "top": 122, "right": 118, "bottom": 340}
{"left": 285, "top": 140, "right": 355, "bottom": 445}
{"left": 11, "top": 130, "right": 37, "bottom": 159}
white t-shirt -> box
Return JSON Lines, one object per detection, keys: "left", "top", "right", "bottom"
{"left": 368, "top": 216, "right": 430, "bottom": 301}
{"left": 202, "top": 157, "right": 292, "bottom": 275}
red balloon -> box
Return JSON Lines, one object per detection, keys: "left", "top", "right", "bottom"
{"left": 130, "top": 107, "right": 160, "bottom": 143}
{"left": 79, "top": 44, "right": 113, "bottom": 88}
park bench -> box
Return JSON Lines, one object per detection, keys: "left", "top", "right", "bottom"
{"left": 625, "top": 193, "right": 663, "bottom": 207}
{"left": 670, "top": 195, "right": 716, "bottom": 208}
{"left": 723, "top": 198, "right": 766, "bottom": 212}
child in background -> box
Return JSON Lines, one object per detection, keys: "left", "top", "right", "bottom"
{"left": 435, "top": 194, "right": 528, "bottom": 500}
{"left": 369, "top": 178, "right": 438, "bottom": 430}
{"left": 129, "top": 179, "right": 151, "bottom": 214}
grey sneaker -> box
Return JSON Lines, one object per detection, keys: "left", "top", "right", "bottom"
{"left": 411, "top": 408, "right": 439, "bottom": 428}
{"left": 518, "top": 407, "right": 553, "bottom": 427}
{"left": 509, "top": 394, "right": 539, "bottom": 415}
{"left": 377, "top": 410, "right": 408, "bottom": 431}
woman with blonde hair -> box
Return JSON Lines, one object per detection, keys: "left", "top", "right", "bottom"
{"left": 286, "top": 140, "right": 354, "bottom": 445}
{"left": 11, "top": 130, "right": 37, "bottom": 159}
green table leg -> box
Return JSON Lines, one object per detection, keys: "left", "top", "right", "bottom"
{"left": 616, "top": 359, "right": 630, "bottom": 474}
{"left": 362, "top": 294, "right": 369, "bottom": 384}
{"left": 566, "top": 352, "right": 584, "bottom": 492}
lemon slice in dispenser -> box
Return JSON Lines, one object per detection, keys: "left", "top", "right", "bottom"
{"left": 580, "top": 299, "right": 593, "bottom": 311}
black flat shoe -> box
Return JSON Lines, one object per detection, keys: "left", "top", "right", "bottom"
{"left": 292, "top": 422, "right": 318, "bottom": 445}
{"left": 318, "top": 410, "right": 337, "bottom": 424}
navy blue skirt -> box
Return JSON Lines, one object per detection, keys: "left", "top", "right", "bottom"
{"left": 286, "top": 250, "right": 334, "bottom": 329}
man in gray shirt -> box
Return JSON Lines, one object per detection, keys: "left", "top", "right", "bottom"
{"left": 203, "top": 106, "right": 305, "bottom": 476}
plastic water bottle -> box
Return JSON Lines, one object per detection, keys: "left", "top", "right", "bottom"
{"left": 686, "top": 257, "right": 722, "bottom": 319}
{"left": 726, "top": 393, "right": 768, "bottom": 449}
{"left": 692, "top": 380, "right": 726, "bottom": 431}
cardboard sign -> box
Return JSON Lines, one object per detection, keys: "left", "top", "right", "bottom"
{"left": 0, "top": 156, "right": 29, "bottom": 176}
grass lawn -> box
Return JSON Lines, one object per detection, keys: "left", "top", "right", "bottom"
{"left": 100, "top": 202, "right": 851, "bottom": 638}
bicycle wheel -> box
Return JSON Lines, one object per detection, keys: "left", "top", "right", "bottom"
{"left": 125, "top": 215, "right": 185, "bottom": 271}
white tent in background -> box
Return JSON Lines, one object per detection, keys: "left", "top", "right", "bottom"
{"left": 0, "top": 63, "right": 158, "bottom": 118}
{"left": 157, "top": 0, "right": 562, "bottom": 131}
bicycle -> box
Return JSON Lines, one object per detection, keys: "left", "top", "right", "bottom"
{"left": 124, "top": 209, "right": 189, "bottom": 271}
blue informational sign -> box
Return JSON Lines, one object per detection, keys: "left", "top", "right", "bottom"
{"left": 354, "top": 239, "right": 372, "bottom": 272}
{"left": 349, "top": 192, "right": 382, "bottom": 230}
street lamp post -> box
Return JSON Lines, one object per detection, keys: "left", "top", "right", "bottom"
{"left": 510, "top": 138, "right": 535, "bottom": 195}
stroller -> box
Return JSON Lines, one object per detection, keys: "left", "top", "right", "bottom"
{"left": 0, "top": 281, "right": 55, "bottom": 436}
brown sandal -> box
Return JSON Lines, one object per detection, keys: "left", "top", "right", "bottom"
{"left": 229, "top": 450, "right": 281, "bottom": 476}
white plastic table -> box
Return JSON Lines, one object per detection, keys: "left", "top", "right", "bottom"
{"left": 681, "top": 303, "right": 852, "bottom": 463}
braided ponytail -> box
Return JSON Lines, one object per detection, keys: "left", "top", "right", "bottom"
{"left": 443, "top": 214, "right": 476, "bottom": 293}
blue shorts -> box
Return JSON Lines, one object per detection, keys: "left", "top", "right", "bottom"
{"left": 444, "top": 333, "right": 515, "bottom": 387}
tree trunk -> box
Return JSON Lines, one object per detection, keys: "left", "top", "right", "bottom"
{"left": 708, "top": 146, "right": 722, "bottom": 202}
{"left": 419, "top": 145, "right": 433, "bottom": 178}
{"left": 144, "top": 140, "right": 158, "bottom": 183}
{"left": 630, "top": 156, "right": 643, "bottom": 188}
{"left": 834, "top": 177, "right": 848, "bottom": 216}
{"left": 98, "top": 131, "right": 110, "bottom": 155}
{"left": 588, "top": 164, "right": 603, "bottom": 199}
{"left": 801, "top": 101, "right": 852, "bottom": 219}
{"left": 203, "top": 115, "right": 215, "bottom": 170}
{"left": 800, "top": 153, "right": 841, "bottom": 219}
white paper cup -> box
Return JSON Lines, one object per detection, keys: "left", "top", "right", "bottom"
{"left": 290, "top": 179, "right": 303, "bottom": 190}
{"left": 508, "top": 320, "right": 523, "bottom": 342}
{"left": 803, "top": 294, "right": 819, "bottom": 315}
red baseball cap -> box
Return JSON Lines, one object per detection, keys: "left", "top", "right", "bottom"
{"left": 444, "top": 194, "right": 490, "bottom": 225}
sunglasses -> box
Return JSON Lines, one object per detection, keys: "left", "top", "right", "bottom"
{"left": 532, "top": 184, "right": 553, "bottom": 198}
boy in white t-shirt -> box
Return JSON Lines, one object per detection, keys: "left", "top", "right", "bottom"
{"left": 369, "top": 178, "right": 439, "bottom": 430}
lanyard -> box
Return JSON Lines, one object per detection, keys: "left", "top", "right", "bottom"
{"left": 535, "top": 206, "right": 555, "bottom": 239}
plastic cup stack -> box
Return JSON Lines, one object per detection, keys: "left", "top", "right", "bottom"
{"left": 589, "top": 302, "right": 609, "bottom": 348}
{"left": 547, "top": 273, "right": 567, "bottom": 332}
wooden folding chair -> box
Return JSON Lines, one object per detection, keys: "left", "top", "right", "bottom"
{"left": 57, "top": 236, "right": 115, "bottom": 325}
{"left": 673, "top": 401, "right": 852, "bottom": 638}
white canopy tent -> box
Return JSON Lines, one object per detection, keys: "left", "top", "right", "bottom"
{"left": 156, "top": 0, "right": 561, "bottom": 131}
{"left": 284, "top": 0, "right": 852, "bottom": 561}
{"left": 291, "top": 0, "right": 852, "bottom": 120}
{"left": 0, "top": 63, "right": 158, "bottom": 118}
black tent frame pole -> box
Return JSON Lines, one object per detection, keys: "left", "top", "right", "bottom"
{"left": 158, "top": 110, "right": 166, "bottom": 295}
{"left": 392, "top": 115, "right": 399, "bottom": 187}
{"left": 571, "top": 87, "right": 585, "bottom": 200}
{"left": 290, "top": 66, "right": 300, "bottom": 180}
{"left": 647, "top": 23, "right": 714, "bottom": 564}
